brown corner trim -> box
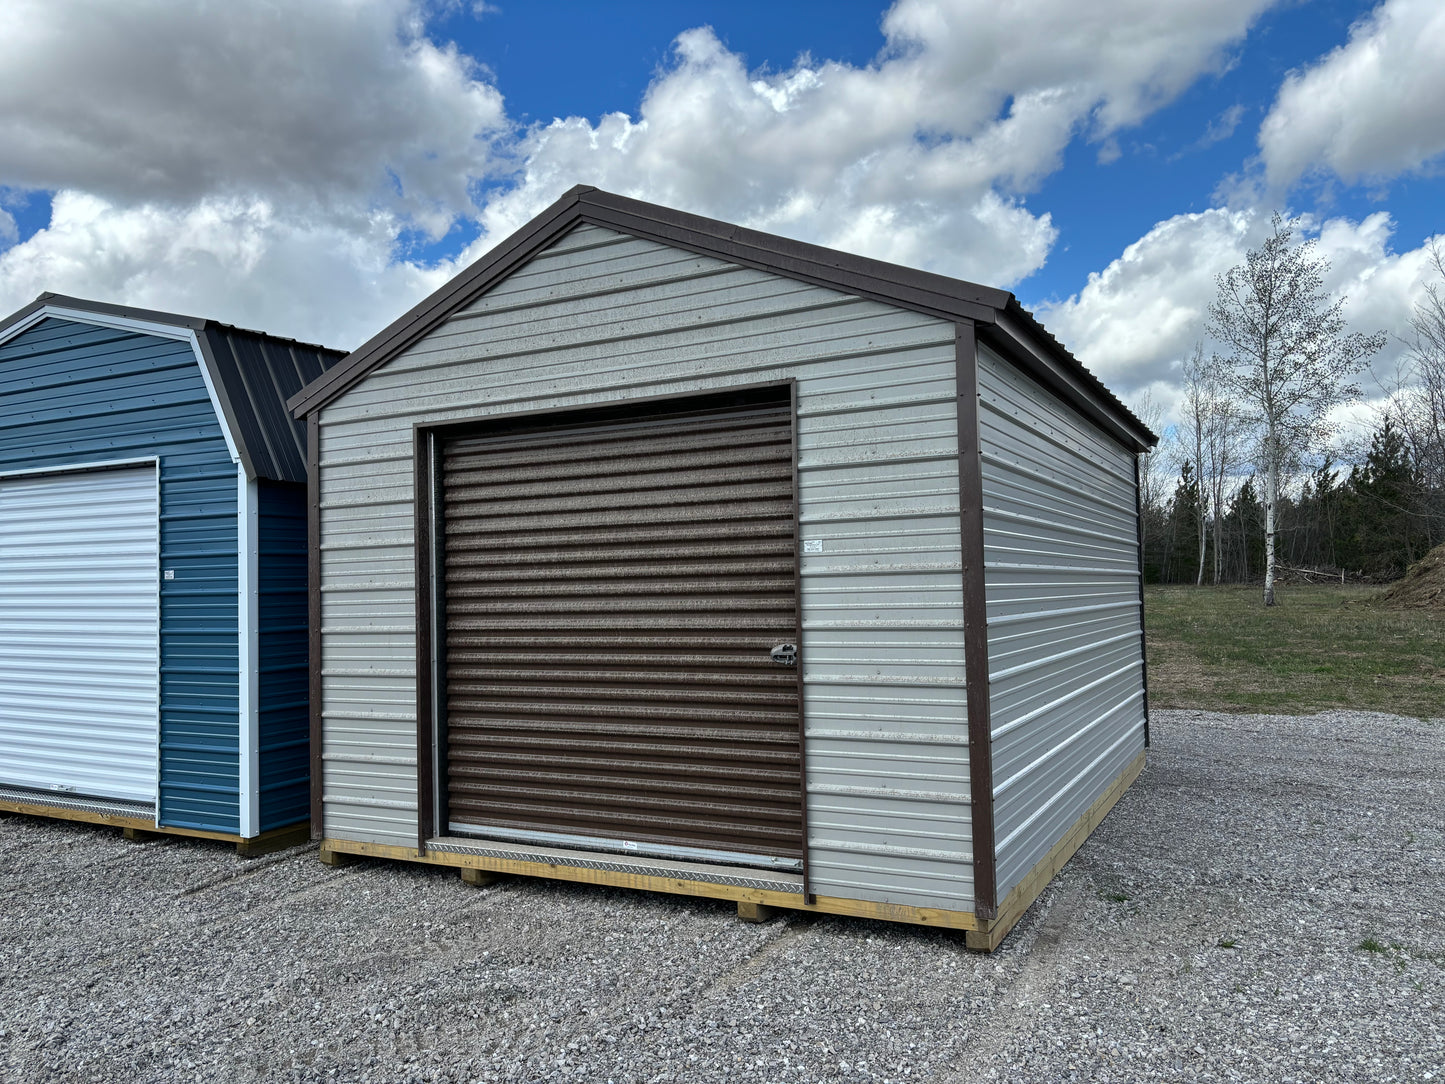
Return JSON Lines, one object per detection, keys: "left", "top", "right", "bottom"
{"left": 955, "top": 320, "right": 998, "bottom": 921}
{"left": 964, "top": 749, "right": 1146, "bottom": 951}
{"left": 306, "top": 412, "right": 323, "bottom": 839}
{"left": 413, "top": 428, "right": 438, "bottom": 852}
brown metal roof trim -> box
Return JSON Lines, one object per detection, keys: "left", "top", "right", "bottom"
{"left": 286, "top": 186, "right": 1157, "bottom": 452}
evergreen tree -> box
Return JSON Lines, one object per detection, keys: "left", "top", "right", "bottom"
{"left": 1342, "top": 420, "right": 1427, "bottom": 579}
{"left": 1307, "top": 457, "right": 1341, "bottom": 570}
{"left": 1226, "top": 476, "right": 1265, "bottom": 581}
{"left": 1167, "top": 461, "right": 1203, "bottom": 584}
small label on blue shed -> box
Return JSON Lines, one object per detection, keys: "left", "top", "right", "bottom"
{"left": 802, "top": 540, "right": 823, "bottom": 554}
{"left": 163, "top": 569, "right": 175, "bottom": 580}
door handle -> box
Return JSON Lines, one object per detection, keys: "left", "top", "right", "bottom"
{"left": 770, "top": 643, "right": 798, "bottom": 667}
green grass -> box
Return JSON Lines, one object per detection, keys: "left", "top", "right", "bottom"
{"left": 1144, "top": 584, "right": 1445, "bottom": 719}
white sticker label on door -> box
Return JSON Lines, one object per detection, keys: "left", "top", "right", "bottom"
{"left": 802, "top": 540, "right": 823, "bottom": 554}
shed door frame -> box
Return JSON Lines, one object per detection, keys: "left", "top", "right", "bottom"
{"left": 0, "top": 456, "right": 161, "bottom": 812}
{"left": 412, "top": 380, "right": 808, "bottom": 888}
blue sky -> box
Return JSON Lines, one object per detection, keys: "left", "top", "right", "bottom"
{"left": 1, "top": 0, "right": 1443, "bottom": 424}
{"left": 439, "top": 0, "right": 1442, "bottom": 306}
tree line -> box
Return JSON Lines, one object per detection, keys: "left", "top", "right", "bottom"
{"left": 1137, "top": 222, "right": 1445, "bottom": 592}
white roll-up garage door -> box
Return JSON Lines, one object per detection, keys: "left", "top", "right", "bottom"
{"left": 0, "top": 465, "right": 160, "bottom": 804}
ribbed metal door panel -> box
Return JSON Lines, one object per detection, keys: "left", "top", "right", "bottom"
{"left": 0, "top": 467, "right": 159, "bottom": 803}
{"left": 440, "top": 396, "right": 803, "bottom": 867}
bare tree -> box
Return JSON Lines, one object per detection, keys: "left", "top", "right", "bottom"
{"left": 1129, "top": 388, "right": 1165, "bottom": 576}
{"left": 1132, "top": 387, "right": 1165, "bottom": 509}
{"left": 1208, "top": 214, "right": 1387, "bottom": 605}
{"left": 1176, "top": 343, "right": 1250, "bottom": 585}
{"left": 1383, "top": 242, "right": 1445, "bottom": 547}
{"left": 1172, "top": 346, "right": 1209, "bottom": 585}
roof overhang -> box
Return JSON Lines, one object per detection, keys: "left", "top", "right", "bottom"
{"left": 279, "top": 185, "right": 1155, "bottom": 452}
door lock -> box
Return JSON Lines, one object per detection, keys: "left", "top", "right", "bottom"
{"left": 770, "top": 643, "right": 798, "bottom": 667}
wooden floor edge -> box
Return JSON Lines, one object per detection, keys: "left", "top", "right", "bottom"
{"left": 0, "top": 798, "right": 155, "bottom": 833}
{"left": 966, "top": 749, "right": 1148, "bottom": 952}
{"left": 317, "top": 838, "right": 981, "bottom": 932}
{"left": 0, "top": 799, "right": 309, "bottom": 853}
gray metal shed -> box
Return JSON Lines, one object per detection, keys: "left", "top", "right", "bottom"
{"left": 291, "top": 186, "right": 1156, "bottom": 948}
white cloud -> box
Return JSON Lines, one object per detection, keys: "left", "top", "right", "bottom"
{"left": 1038, "top": 208, "right": 1442, "bottom": 413}
{"left": 0, "top": 0, "right": 1277, "bottom": 348}
{"left": 1258, "top": 0, "right": 1445, "bottom": 191}
{"left": 1038, "top": 208, "right": 1258, "bottom": 390}
{"left": 0, "top": 191, "right": 452, "bottom": 348}
{"left": 469, "top": 0, "right": 1275, "bottom": 286}
{"left": 0, "top": 0, "right": 508, "bottom": 231}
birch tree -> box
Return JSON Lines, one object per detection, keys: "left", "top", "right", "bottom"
{"left": 1207, "top": 214, "right": 1386, "bottom": 606}
{"left": 1199, "top": 359, "right": 1247, "bottom": 585}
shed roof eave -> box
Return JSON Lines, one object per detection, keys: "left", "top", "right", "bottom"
{"left": 285, "top": 186, "right": 1155, "bottom": 453}
{"left": 0, "top": 293, "right": 346, "bottom": 481}
{"left": 287, "top": 186, "right": 1013, "bottom": 420}
{"left": 983, "top": 305, "right": 1158, "bottom": 453}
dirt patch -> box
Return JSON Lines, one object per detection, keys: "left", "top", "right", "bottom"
{"left": 1365, "top": 541, "right": 1445, "bottom": 612}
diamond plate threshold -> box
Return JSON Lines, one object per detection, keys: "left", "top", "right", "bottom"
{"left": 0, "top": 783, "right": 154, "bottom": 821}
{"left": 426, "top": 835, "right": 806, "bottom": 895}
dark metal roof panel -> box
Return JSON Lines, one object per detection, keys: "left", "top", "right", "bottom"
{"left": 200, "top": 326, "right": 345, "bottom": 482}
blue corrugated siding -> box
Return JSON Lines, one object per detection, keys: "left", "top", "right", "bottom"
{"left": 0, "top": 318, "right": 239, "bottom": 832}
{"left": 257, "top": 479, "right": 309, "bottom": 830}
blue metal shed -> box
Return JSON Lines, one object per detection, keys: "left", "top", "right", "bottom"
{"left": 0, "top": 294, "right": 343, "bottom": 853}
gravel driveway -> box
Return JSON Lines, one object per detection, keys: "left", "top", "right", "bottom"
{"left": 2, "top": 709, "right": 1441, "bottom": 1083}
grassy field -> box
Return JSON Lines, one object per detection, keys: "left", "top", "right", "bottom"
{"left": 1144, "top": 584, "right": 1445, "bottom": 719}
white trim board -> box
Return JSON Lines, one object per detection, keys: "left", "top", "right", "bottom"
{"left": 237, "top": 469, "right": 261, "bottom": 839}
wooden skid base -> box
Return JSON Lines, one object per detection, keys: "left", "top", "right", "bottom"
{"left": 236, "top": 823, "right": 312, "bottom": 857}
{"left": 318, "top": 839, "right": 979, "bottom": 932}
{"left": 737, "top": 901, "right": 778, "bottom": 923}
{"left": 0, "top": 799, "right": 309, "bottom": 856}
{"left": 965, "top": 749, "right": 1147, "bottom": 952}
{"left": 316, "top": 750, "right": 1146, "bottom": 951}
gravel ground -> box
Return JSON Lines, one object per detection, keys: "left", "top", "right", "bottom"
{"left": 1, "top": 708, "right": 1441, "bottom": 1084}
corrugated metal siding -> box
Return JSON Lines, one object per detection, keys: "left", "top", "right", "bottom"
{"left": 0, "top": 318, "right": 240, "bottom": 832}
{"left": 0, "top": 467, "right": 159, "bottom": 803}
{"left": 976, "top": 344, "right": 1146, "bottom": 901}
{"left": 318, "top": 224, "right": 972, "bottom": 909}
{"left": 203, "top": 328, "right": 343, "bottom": 484}
{"left": 257, "top": 480, "right": 310, "bottom": 830}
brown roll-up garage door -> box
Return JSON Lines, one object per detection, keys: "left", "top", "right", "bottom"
{"left": 438, "top": 387, "right": 803, "bottom": 869}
